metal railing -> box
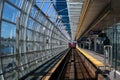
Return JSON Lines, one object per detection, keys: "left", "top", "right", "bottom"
{"left": 104, "top": 45, "right": 112, "bottom": 69}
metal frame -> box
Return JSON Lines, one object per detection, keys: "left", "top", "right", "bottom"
{"left": 104, "top": 45, "right": 112, "bottom": 70}
{"left": 0, "top": 0, "right": 70, "bottom": 79}
{"left": 0, "top": 0, "right": 5, "bottom": 80}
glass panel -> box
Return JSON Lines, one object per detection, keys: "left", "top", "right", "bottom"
{"left": 35, "top": 22, "right": 41, "bottom": 32}
{"left": 47, "top": 6, "right": 54, "bottom": 18}
{"left": 27, "top": 42, "right": 33, "bottom": 52}
{"left": 41, "top": 0, "right": 51, "bottom": 14}
{"left": 44, "top": 19, "right": 48, "bottom": 26}
{"left": 19, "top": 42, "right": 24, "bottom": 53}
{"left": 41, "top": 16, "right": 46, "bottom": 25}
{"left": 39, "top": 34, "right": 43, "bottom": 42}
{"left": 1, "top": 40, "right": 16, "bottom": 55}
{"left": 2, "top": 2, "right": 20, "bottom": 22}
{"left": 28, "top": 53, "right": 33, "bottom": 63}
{"left": 0, "top": 75, "right": 3, "bottom": 80}
{"left": 38, "top": 13, "right": 44, "bottom": 23}
{"left": 47, "top": 30, "right": 50, "bottom": 36}
{"left": 2, "top": 57, "right": 16, "bottom": 73}
{"left": 20, "top": 27, "right": 24, "bottom": 40}
{"left": 34, "top": 33, "right": 37, "bottom": 41}
{"left": 28, "top": 18, "right": 34, "bottom": 29}
{"left": 103, "top": 24, "right": 120, "bottom": 71}
{"left": 36, "top": 0, "right": 44, "bottom": 8}
{"left": 30, "top": 6, "right": 38, "bottom": 18}
{"left": 1, "top": 21, "right": 16, "bottom": 38}
{"left": 39, "top": 25, "right": 43, "bottom": 33}
{"left": 35, "top": 43, "right": 39, "bottom": 51}
{"left": 27, "top": 30, "right": 32, "bottom": 41}
{"left": 46, "top": 21, "right": 49, "bottom": 27}
{"left": 8, "top": 0, "right": 24, "bottom": 8}
{"left": 35, "top": 33, "right": 39, "bottom": 41}
{"left": 42, "top": 27, "right": 46, "bottom": 34}
{"left": 1, "top": 21, "right": 16, "bottom": 54}
{"left": 53, "top": 0, "right": 56, "bottom": 5}
{"left": 49, "top": 24, "right": 52, "bottom": 31}
{"left": 50, "top": 11, "right": 56, "bottom": 22}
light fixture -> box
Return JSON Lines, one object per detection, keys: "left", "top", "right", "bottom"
{"left": 58, "top": 15, "right": 62, "bottom": 19}
{"left": 43, "top": 27, "right": 45, "bottom": 30}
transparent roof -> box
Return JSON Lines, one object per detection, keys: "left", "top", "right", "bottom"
{"left": 67, "top": 0, "right": 84, "bottom": 40}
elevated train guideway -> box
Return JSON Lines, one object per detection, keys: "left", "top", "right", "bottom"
{"left": 19, "top": 49, "right": 70, "bottom": 80}
{"left": 42, "top": 48, "right": 106, "bottom": 80}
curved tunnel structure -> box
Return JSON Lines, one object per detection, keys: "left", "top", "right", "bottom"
{"left": 1, "top": 0, "right": 120, "bottom": 80}
{"left": 0, "top": 0, "right": 70, "bottom": 79}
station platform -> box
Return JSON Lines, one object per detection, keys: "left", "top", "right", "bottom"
{"left": 80, "top": 48, "right": 104, "bottom": 64}
{"left": 77, "top": 47, "right": 104, "bottom": 68}
{"left": 79, "top": 48, "right": 120, "bottom": 80}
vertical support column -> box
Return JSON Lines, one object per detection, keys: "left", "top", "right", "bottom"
{"left": 92, "top": 35, "right": 98, "bottom": 51}
{"left": 24, "top": 0, "right": 33, "bottom": 66}
{"left": 17, "top": 0, "right": 27, "bottom": 77}
{"left": 88, "top": 37, "right": 91, "bottom": 50}
{"left": 83, "top": 41, "right": 85, "bottom": 48}
{"left": 114, "top": 18, "right": 117, "bottom": 78}
{"left": 94, "top": 36, "right": 97, "bottom": 51}
{"left": 16, "top": 17, "right": 21, "bottom": 79}
{"left": 0, "top": 0, "right": 5, "bottom": 80}
{"left": 110, "top": 46, "right": 112, "bottom": 66}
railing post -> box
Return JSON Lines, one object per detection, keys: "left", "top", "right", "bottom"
{"left": 104, "top": 45, "right": 112, "bottom": 70}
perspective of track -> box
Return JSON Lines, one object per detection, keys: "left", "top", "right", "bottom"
{"left": 45, "top": 49, "right": 103, "bottom": 80}
{"left": 21, "top": 48, "right": 105, "bottom": 80}
{"left": 61, "top": 49, "right": 95, "bottom": 80}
